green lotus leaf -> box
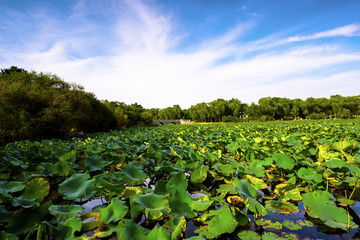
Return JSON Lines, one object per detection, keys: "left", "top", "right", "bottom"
{"left": 233, "top": 179, "right": 267, "bottom": 216}
{"left": 0, "top": 205, "right": 11, "bottom": 226}
{"left": 116, "top": 162, "right": 147, "bottom": 184}
{"left": 117, "top": 219, "right": 150, "bottom": 240}
{"left": 265, "top": 200, "right": 299, "bottom": 214}
{"left": 213, "top": 163, "right": 236, "bottom": 176}
{"left": 6, "top": 201, "right": 51, "bottom": 235}
{"left": 38, "top": 162, "right": 53, "bottom": 176}
{"left": 164, "top": 215, "right": 187, "bottom": 240}
{"left": 166, "top": 172, "right": 188, "bottom": 194}
{"left": 282, "top": 220, "right": 302, "bottom": 230}
{"left": 133, "top": 193, "right": 170, "bottom": 220}
{"left": 237, "top": 230, "right": 261, "bottom": 240}
{"left": 0, "top": 232, "right": 18, "bottom": 240}
{"left": 274, "top": 183, "right": 302, "bottom": 201}
{"left": 324, "top": 159, "right": 348, "bottom": 169}
{"left": 262, "top": 232, "right": 288, "bottom": 240}
{"left": 145, "top": 226, "right": 170, "bottom": 240}
{"left": 298, "top": 220, "right": 314, "bottom": 227}
{"left": 0, "top": 181, "right": 26, "bottom": 193}
{"left": 226, "top": 142, "right": 238, "bottom": 154}
{"left": 191, "top": 195, "right": 213, "bottom": 212}
{"left": 57, "top": 216, "right": 82, "bottom": 240}
{"left": 84, "top": 143, "right": 103, "bottom": 157}
{"left": 52, "top": 161, "right": 71, "bottom": 176}
{"left": 11, "top": 196, "right": 40, "bottom": 208}
{"left": 0, "top": 150, "right": 23, "bottom": 166}
{"left": 85, "top": 156, "right": 109, "bottom": 172}
{"left": 331, "top": 140, "right": 356, "bottom": 153}
{"left": 255, "top": 219, "right": 282, "bottom": 230}
{"left": 23, "top": 178, "right": 50, "bottom": 202}
{"left": 49, "top": 205, "right": 85, "bottom": 220}
{"left": 302, "top": 190, "right": 358, "bottom": 230}
{"left": 58, "top": 173, "right": 95, "bottom": 201}
{"left": 245, "top": 175, "right": 268, "bottom": 190}
{"left": 169, "top": 188, "right": 196, "bottom": 218}
{"left": 196, "top": 205, "right": 238, "bottom": 238}
{"left": 190, "top": 165, "right": 208, "bottom": 183}
{"left": 100, "top": 198, "right": 128, "bottom": 224}
{"left": 297, "top": 167, "right": 323, "bottom": 183}
{"left": 272, "top": 153, "right": 295, "bottom": 170}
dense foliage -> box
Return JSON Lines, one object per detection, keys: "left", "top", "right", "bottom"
{"left": 1, "top": 120, "right": 360, "bottom": 239}
{"left": 0, "top": 67, "right": 117, "bottom": 145}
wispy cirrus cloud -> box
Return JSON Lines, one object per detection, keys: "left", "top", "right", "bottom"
{"left": 0, "top": 0, "right": 359, "bottom": 108}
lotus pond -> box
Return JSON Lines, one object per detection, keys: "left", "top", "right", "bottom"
{"left": 1, "top": 119, "right": 360, "bottom": 239}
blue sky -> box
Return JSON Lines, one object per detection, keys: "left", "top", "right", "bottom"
{"left": 1, "top": 0, "right": 360, "bottom": 108}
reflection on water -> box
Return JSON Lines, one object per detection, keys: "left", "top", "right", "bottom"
{"left": 82, "top": 198, "right": 107, "bottom": 213}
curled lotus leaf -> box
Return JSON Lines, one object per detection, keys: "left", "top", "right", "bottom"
{"left": 132, "top": 193, "right": 170, "bottom": 220}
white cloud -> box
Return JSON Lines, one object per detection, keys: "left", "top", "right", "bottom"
{"left": 0, "top": 1, "right": 359, "bottom": 109}
{"left": 286, "top": 23, "right": 360, "bottom": 42}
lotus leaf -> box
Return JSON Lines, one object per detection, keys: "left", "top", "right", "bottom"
{"left": 237, "top": 230, "right": 261, "bottom": 240}
{"left": 52, "top": 161, "right": 71, "bottom": 176}
{"left": 165, "top": 216, "right": 187, "bottom": 240}
{"left": 58, "top": 216, "right": 82, "bottom": 240}
{"left": 272, "top": 153, "right": 295, "bottom": 170}
{"left": 297, "top": 167, "right": 323, "bottom": 183}
{"left": 117, "top": 219, "right": 150, "bottom": 240}
{"left": 0, "top": 181, "right": 25, "bottom": 193}
{"left": 11, "top": 196, "right": 40, "bottom": 208}
{"left": 195, "top": 205, "right": 238, "bottom": 238}
{"left": 116, "top": 162, "right": 147, "bottom": 184}
{"left": 262, "top": 232, "right": 288, "bottom": 240}
{"left": 274, "top": 183, "right": 302, "bottom": 201}
{"left": 245, "top": 175, "right": 268, "bottom": 190}
{"left": 302, "top": 190, "right": 358, "bottom": 230}
{"left": 133, "top": 193, "right": 170, "bottom": 220}
{"left": 0, "top": 205, "right": 10, "bottom": 226}
{"left": 145, "top": 226, "right": 170, "bottom": 240}
{"left": 166, "top": 172, "right": 188, "bottom": 194}
{"left": 49, "top": 205, "right": 85, "bottom": 220}
{"left": 282, "top": 220, "right": 302, "bottom": 230}
{"left": 324, "top": 159, "right": 348, "bottom": 169}
{"left": 23, "top": 177, "right": 50, "bottom": 202}
{"left": 191, "top": 195, "right": 213, "bottom": 211}
{"left": 169, "top": 188, "right": 196, "bottom": 218}
{"left": 58, "top": 173, "right": 95, "bottom": 201}
{"left": 255, "top": 219, "right": 282, "bottom": 230}
{"left": 233, "top": 179, "right": 267, "bottom": 216}
{"left": 190, "top": 165, "right": 208, "bottom": 183}
{"left": 85, "top": 156, "right": 109, "bottom": 172}
{"left": 213, "top": 163, "right": 235, "bottom": 176}
{"left": 6, "top": 201, "right": 51, "bottom": 235}
{"left": 99, "top": 198, "right": 128, "bottom": 224}
{"left": 265, "top": 200, "right": 299, "bottom": 214}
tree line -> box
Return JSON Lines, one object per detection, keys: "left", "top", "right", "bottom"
{"left": 1, "top": 67, "right": 359, "bottom": 145}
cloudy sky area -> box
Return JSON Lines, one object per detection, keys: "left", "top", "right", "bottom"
{"left": 1, "top": 0, "right": 360, "bottom": 108}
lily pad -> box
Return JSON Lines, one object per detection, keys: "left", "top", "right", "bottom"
{"left": 190, "top": 165, "right": 208, "bottom": 183}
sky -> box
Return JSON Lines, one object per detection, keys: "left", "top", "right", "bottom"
{"left": 1, "top": 0, "right": 360, "bottom": 109}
